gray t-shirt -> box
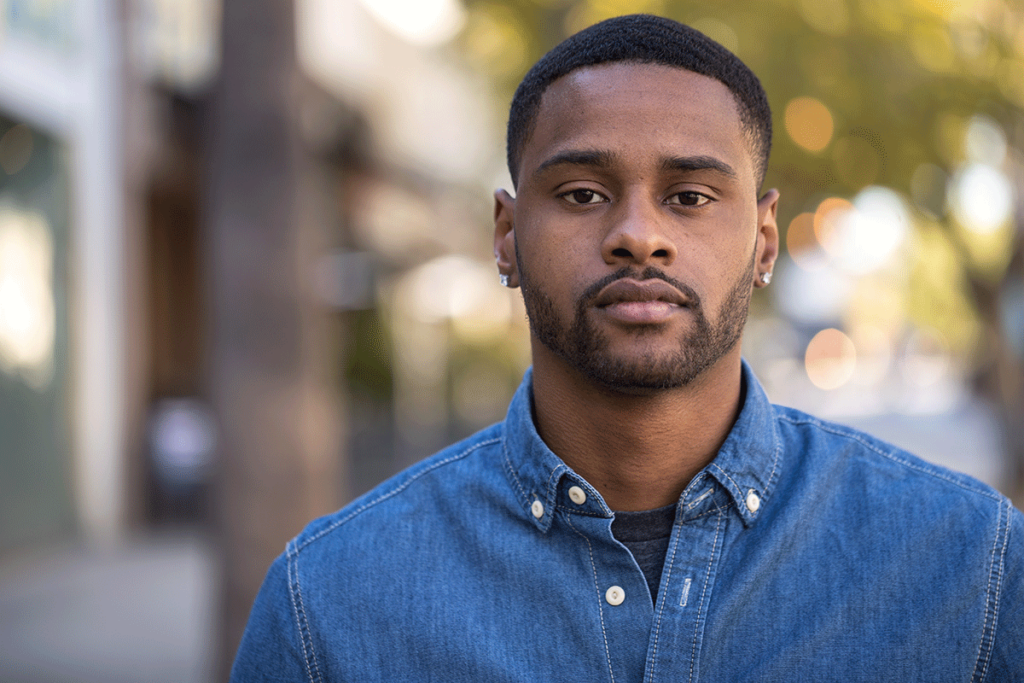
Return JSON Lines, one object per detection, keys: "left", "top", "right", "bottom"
{"left": 611, "top": 503, "right": 677, "bottom": 604}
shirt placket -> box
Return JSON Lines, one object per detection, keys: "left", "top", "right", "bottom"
{"left": 561, "top": 490, "right": 654, "bottom": 683}
{"left": 643, "top": 478, "right": 732, "bottom": 683}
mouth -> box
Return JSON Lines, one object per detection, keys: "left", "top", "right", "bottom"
{"left": 593, "top": 279, "right": 691, "bottom": 308}
{"left": 592, "top": 279, "right": 692, "bottom": 324}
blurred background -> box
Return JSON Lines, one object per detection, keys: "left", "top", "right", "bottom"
{"left": 0, "top": 0, "right": 1021, "bottom": 680}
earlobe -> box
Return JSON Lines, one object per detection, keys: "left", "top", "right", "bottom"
{"left": 493, "top": 189, "right": 520, "bottom": 288}
{"left": 754, "top": 189, "right": 780, "bottom": 288}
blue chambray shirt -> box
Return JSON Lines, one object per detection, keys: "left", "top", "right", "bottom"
{"left": 232, "top": 362, "right": 1024, "bottom": 681}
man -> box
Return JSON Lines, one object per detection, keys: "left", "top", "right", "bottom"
{"left": 232, "top": 14, "right": 1022, "bottom": 681}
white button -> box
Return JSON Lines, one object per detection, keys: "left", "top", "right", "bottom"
{"left": 568, "top": 486, "right": 587, "bottom": 505}
{"left": 746, "top": 490, "right": 761, "bottom": 513}
{"left": 531, "top": 500, "right": 544, "bottom": 519}
{"left": 605, "top": 585, "right": 625, "bottom": 606}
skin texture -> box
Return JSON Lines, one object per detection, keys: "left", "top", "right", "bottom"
{"left": 494, "top": 63, "right": 780, "bottom": 511}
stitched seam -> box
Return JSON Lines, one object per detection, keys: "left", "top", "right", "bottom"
{"left": 297, "top": 438, "right": 501, "bottom": 552}
{"left": 708, "top": 464, "right": 749, "bottom": 517}
{"left": 555, "top": 505, "right": 611, "bottom": 518}
{"left": 287, "top": 542, "right": 322, "bottom": 683}
{"left": 708, "top": 463, "right": 743, "bottom": 497}
{"left": 777, "top": 415, "right": 1001, "bottom": 501}
{"left": 762, "top": 421, "right": 782, "bottom": 501}
{"left": 502, "top": 439, "right": 530, "bottom": 504}
{"left": 973, "top": 499, "right": 1009, "bottom": 682}
{"left": 645, "top": 517, "right": 680, "bottom": 683}
{"left": 684, "top": 505, "right": 727, "bottom": 523}
{"left": 566, "top": 514, "right": 616, "bottom": 683}
{"left": 545, "top": 464, "right": 565, "bottom": 491}
{"left": 689, "top": 508, "right": 723, "bottom": 683}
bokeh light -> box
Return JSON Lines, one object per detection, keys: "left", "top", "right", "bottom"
{"left": 0, "top": 206, "right": 55, "bottom": 389}
{"left": 948, "top": 163, "right": 1014, "bottom": 235}
{"left": 964, "top": 114, "right": 1007, "bottom": 166}
{"left": 786, "top": 212, "right": 825, "bottom": 270}
{"left": 358, "top": 0, "right": 466, "bottom": 46}
{"left": 812, "top": 197, "right": 853, "bottom": 248}
{"left": 784, "top": 96, "right": 834, "bottom": 152}
{"left": 775, "top": 260, "right": 852, "bottom": 324}
{"left": 805, "top": 328, "right": 857, "bottom": 390}
{"left": 831, "top": 187, "right": 910, "bottom": 274}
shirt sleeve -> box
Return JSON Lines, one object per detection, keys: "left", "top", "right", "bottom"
{"left": 985, "top": 503, "right": 1024, "bottom": 681}
{"left": 230, "top": 552, "right": 319, "bottom": 683}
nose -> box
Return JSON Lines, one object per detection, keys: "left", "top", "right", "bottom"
{"left": 600, "top": 192, "right": 677, "bottom": 267}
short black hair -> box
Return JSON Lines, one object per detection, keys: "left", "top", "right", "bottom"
{"left": 506, "top": 14, "right": 772, "bottom": 191}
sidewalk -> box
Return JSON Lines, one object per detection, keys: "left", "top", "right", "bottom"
{"left": 0, "top": 532, "right": 215, "bottom": 683}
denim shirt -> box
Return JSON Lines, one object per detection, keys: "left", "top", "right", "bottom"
{"left": 232, "top": 363, "right": 1023, "bottom": 682}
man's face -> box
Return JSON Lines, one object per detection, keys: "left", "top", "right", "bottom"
{"left": 495, "top": 63, "right": 778, "bottom": 392}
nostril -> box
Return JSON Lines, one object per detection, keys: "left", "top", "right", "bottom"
{"left": 612, "top": 248, "right": 632, "bottom": 258}
{"left": 652, "top": 249, "right": 669, "bottom": 257}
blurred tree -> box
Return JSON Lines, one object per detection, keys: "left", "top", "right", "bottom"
{"left": 457, "top": 0, "right": 1024, "bottom": 501}
{"left": 207, "top": 0, "right": 344, "bottom": 676}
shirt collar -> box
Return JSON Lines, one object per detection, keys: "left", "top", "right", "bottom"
{"left": 501, "top": 360, "right": 782, "bottom": 531}
{"left": 702, "top": 360, "right": 783, "bottom": 526}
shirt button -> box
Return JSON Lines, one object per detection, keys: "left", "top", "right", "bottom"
{"left": 568, "top": 486, "right": 587, "bottom": 505}
{"left": 531, "top": 499, "right": 544, "bottom": 519}
{"left": 605, "top": 586, "right": 625, "bottom": 606}
{"left": 746, "top": 490, "right": 761, "bottom": 513}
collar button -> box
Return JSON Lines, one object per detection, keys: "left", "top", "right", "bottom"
{"left": 746, "top": 490, "right": 761, "bottom": 513}
{"left": 568, "top": 486, "right": 587, "bottom": 505}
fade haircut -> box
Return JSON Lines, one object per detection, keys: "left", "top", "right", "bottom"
{"left": 506, "top": 14, "right": 772, "bottom": 191}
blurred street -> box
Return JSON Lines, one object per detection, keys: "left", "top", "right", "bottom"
{"left": 0, "top": 533, "right": 215, "bottom": 683}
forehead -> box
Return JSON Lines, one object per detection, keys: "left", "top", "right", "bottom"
{"left": 522, "top": 63, "right": 753, "bottom": 185}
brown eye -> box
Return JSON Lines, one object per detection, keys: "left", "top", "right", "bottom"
{"left": 562, "top": 189, "right": 604, "bottom": 205}
{"left": 668, "top": 191, "right": 711, "bottom": 207}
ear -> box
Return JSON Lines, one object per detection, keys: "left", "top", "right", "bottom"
{"left": 754, "top": 189, "right": 780, "bottom": 288}
{"left": 494, "top": 189, "right": 519, "bottom": 288}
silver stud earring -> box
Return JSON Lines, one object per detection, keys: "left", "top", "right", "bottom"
{"left": 760, "top": 271, "right": 772, "bottom": 285}
{"left": 499, "top": 274, "right": 510, "bottom": 287}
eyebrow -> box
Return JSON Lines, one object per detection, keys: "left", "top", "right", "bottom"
{"left": 661, "top": 155, "right": 737, "bottom": 179}
{"left": 532, "top": 149, "right": 737, "bottom": 181}
{"left": 532, "top": 149, "right": 614, "bottom": 178}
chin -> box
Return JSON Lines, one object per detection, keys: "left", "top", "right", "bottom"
{"left": 572, "top": 352, "right": 714, "bottom": 393}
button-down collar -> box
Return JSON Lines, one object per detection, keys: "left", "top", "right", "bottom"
{"left": 501, "top": 360, "right": 782, "bottom": 529}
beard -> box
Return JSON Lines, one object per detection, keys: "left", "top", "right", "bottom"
{"left": 516, "top": 250, "right": 754, "bottom": 391}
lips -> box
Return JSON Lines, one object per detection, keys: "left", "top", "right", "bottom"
{"left": 592, "top": 278, "right": 691, "bottom": 308}
{"left": 590, "top": 278, "right": 692, "bottom": 325}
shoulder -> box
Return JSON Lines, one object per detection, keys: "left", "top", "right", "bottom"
{"left": 289, "top": 422, "right": 507, "bottom": 556}
{"left": 771, "top": 403, "right": 1007, "bottom": 507}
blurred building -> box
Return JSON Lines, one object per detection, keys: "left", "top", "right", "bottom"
{"left": 0, "top": 0, "right": 127, "bottom": 550}
{"left": 1, "top": 0, "right": 523, "bottom": 677}
{"left": 0, "top": 0, "right": 527, "bottom": 546}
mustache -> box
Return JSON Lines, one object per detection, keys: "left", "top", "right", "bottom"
{"left": 578, "top": 266, "right": 701, "bottom": 311}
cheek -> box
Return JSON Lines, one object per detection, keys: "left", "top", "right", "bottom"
{"left": 516, "top": 219, "right": 591, "bottom": 288}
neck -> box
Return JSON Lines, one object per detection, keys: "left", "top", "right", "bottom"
{"left": 530, "top": 345, "right": 744, "bottom": 512}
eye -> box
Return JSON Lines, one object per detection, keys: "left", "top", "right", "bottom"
{"left": 666, "top": 191, "right": 712, "bottom": 207}
{"left": 559, "top": 188, "right": 606, "bottom": 205}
